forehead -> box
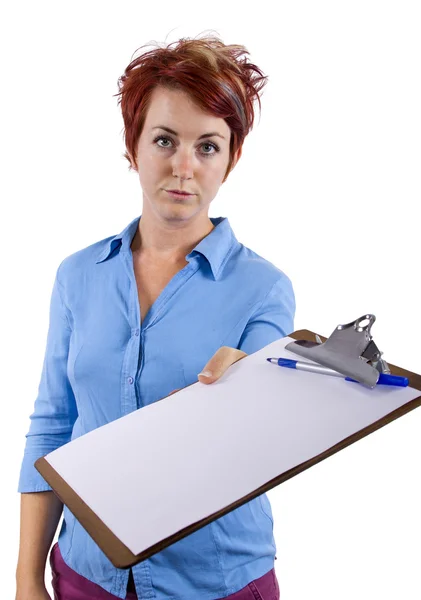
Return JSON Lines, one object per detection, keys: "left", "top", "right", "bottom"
{"left": 144, "top": 86, "right": 230, "bottom": 137}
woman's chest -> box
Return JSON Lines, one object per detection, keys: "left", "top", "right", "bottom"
{"left": 133, "top": 258, "right": 188, "bottom": 322}
{"left": 66, "top": 260, "right": 259, "bottom": 410}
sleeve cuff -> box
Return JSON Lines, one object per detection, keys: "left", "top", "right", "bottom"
{"left": 17, "top": 450, "right": 53, "bottom": 493}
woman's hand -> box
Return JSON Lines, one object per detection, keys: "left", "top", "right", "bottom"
{"left": 168, "top": 346, "right": 247, "bottom": 396}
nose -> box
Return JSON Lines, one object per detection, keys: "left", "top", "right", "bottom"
{"left": 171, "top": 147, "right": 194, "bottom": 181}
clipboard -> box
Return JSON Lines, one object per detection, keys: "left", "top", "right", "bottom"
{"left": 35, "top": 328, "right": 421, "bottom": 569}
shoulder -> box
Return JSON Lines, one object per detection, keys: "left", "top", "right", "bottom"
{"left": 230, "top": 241, "right": 294, "bottom": 293}
{"left": 55, "top": 233, "right": 117, "bottom": 284}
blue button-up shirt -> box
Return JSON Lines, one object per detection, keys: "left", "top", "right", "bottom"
{"left": 18, "top": 215, "right": 295, "bottom": 599}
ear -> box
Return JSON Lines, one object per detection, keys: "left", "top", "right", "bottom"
{"left": 128, "top": 152, "right": 138, "bottom": 171}
{"left": 231, "top": 146, "right": 242, "bottom": 170}
{"left": 222, "top": 146, "right": 242, "bottom": 184}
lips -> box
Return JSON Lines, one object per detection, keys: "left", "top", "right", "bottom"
{"left": 165, "top": 190, "right": 195, "bottom": 200}
{"left": 166, "top": 189, "right": 194, "bottom": 196}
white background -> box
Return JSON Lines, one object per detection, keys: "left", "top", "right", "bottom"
{"left": 2, "top": 1, "right": 420, "bottom": 599}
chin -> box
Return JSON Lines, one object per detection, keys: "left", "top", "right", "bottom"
{"left": 163, "top": 202, "right": 205, "bottom": 221}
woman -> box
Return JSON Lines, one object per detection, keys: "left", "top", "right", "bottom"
{"left": 16, "top": 35, "right": 295, "bottom": 600}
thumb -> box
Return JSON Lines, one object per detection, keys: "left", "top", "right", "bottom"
{"left": 198, "top": 346, "right": 247, "bottom": 384}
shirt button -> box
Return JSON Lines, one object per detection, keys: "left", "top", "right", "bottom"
{"left": 135, "top": 329, "right": 140, "bottom": 336}
{"left": 128, "top": 376, "right": 134, "bottom": 384}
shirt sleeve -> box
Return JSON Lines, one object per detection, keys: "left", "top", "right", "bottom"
{"left": 237, "top": 273, "right": 296, "bottom": 356}
{"left": 17, "top": 263, "right": 78, "bottom": 493}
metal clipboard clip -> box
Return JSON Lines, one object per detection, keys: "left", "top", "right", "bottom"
{"left": 285, "top": 314, "right": 391, "bottom": 389}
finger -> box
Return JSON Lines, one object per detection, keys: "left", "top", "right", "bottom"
{"left": 168, "top": 388, "right": 181, "bottom": 397}
{"left": 197, "top": 346, "right": 247, "bottom": 384}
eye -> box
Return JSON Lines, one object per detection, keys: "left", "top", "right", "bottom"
{"left": 154, "top": 136, "right": 172, "bottom": 148}
{"left": 153, "top": 135, "right": 220, "bottom": 157}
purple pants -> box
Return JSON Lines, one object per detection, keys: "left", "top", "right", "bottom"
{"left": 50, "top": 541, "right": 280, "bottom": 599}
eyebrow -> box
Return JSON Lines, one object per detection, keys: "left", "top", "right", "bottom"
{"left": 152, "top": 126, "right": 226, "bottom": 141}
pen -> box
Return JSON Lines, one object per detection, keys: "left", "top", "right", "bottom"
{"left": 266, "top": 358, "right": 409, "bottom": 387}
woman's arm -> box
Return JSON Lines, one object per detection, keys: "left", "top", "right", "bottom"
{"left": 173, "top": 275, "right": 296, "bottom": 389}
{"left": 236, "top": 274, "right": 296, "bottom": 355}
{"left": 16, "top": 263, "right": 78, "bottom": 598}
{"left": 16, "top": 492, "right": 63, "bottom": 597}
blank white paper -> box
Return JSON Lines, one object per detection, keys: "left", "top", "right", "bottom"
{"left": 45, "top": 336, "right": 420, "bottom": 556}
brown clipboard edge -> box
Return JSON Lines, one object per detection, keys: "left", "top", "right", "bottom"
{"left": 35, "top": 328, "right": 421, "bottom": 569}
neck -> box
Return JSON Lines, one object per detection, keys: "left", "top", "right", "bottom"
{"left": 131, "top": 206, "right": 215, "bottom": 263}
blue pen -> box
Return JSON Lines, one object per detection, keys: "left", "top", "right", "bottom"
{"left": 266, "top": 357, "right": 409, "bottom": 387}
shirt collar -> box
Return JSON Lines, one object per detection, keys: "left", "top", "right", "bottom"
{"left": 95, "top": 215, "right": 238, "bottom": 280}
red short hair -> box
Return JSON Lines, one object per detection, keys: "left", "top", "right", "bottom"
{"left": 114, "top": 33, "right": 268, "bottom": 182}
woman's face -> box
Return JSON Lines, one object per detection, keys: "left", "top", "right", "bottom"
{"left": 130, "top": 85, "right": 241, "bottom": 224}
